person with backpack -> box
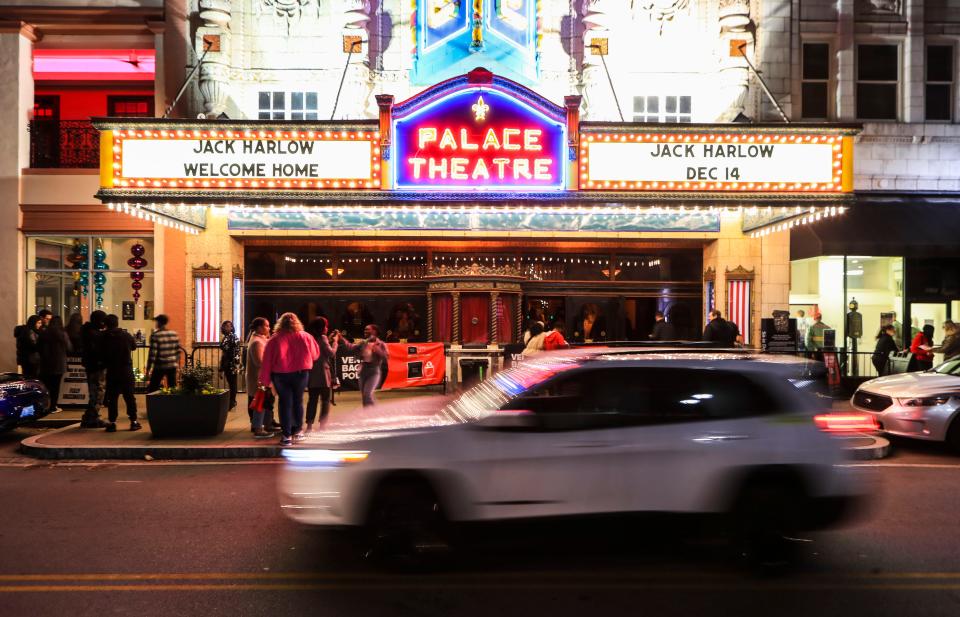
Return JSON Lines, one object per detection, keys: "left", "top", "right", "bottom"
{"left": 702, "top": 310, "right": 738, "bottom": 346}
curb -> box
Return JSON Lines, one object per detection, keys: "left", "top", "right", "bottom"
{"left": 19, "top": 423, "right": 282, "bottom": 460}
{"left": 838, "top": 433, "right": 892, "bottom": 461}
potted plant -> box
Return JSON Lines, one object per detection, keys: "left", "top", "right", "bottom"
{"left": 146, "top": 364, "right": 229, "bottom": 437}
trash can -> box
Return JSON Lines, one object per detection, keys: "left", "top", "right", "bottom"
{"left": 459, "top": 358, "right": 489, "bottom": 390}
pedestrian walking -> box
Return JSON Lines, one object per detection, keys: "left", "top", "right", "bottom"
{"left": 872, "top": 324, "right": 899, "bottom": 375}
{"left": 259, "top": 312, "right": 319, "bottom": 446}
{"left": 79, "top": 310, "right": 108, "bottom": 428}
{"left": 927, "top": 320, "right": 960, "bottom": 362}
{"left": 245, "top": 317, "right": 275, "bottom": 438}
{"left": 15, "top": 315, "right": 42, "bottom": 379}
{"left": 649, "top": 311, "right": 677, "bottom": 341}
{"left": 146, "top": 314, "right": 180, "bottom": 392}
{"left": 38, "top": 315, "right": 72, "bottom": 412}
{"left": 101, "top": 314, "right": 141, "bottom": 432}
{"left": 805, "top": 313, "right": 831, "bottom": 354}
{"left": 305, "top": 317, "right": 339, "bottom": 432}
{"left": 702, "top": 310, "right": 739, "bottom": 346}
{"left": 910, "top": 324, "right": 936, "bottom": 372}
{"left": 338, "top": 324, "right": 388, "bottom": 407}
{"left": 219, "top": 320, "right": 242, "bottom": 410}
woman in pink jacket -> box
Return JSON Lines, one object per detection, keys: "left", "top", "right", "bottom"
{"left": 259, "top": 312, "right": 319, "bottom": 445}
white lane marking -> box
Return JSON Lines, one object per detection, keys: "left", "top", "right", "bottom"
{"left": 841, "top": 463, "right": 960, "bottom": 469}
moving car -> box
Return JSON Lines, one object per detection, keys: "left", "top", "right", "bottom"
{"left": 0, "top": 373, "right": 50, "bottom": 432}
{"left": 279, "top": 349, "right": 868, "bottom": 563}
{"left": 851, "top": 357, "right": 960, "bottom": 450}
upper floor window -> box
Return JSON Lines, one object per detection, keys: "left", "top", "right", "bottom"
{"left": 926, "top": 45, "right": 954, "bottom": 121}
{"left": 258, "top": 91, "right": 318, "bottom": 120}
{"left": 108, "top": 96, "right": 154, "bottom": 118}
{"left": 856, "top": 44, "right": 899, "bottom": 120}
{"left": 801, "top": 43, "right": 830, "bottom": 119}
{"left": 632, "top": 95, "right": 692, "bottom": 123}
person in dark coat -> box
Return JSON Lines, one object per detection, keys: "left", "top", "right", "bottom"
{"left": 100, "top": 314, "right": 141, "bottom": 432}
{"left": 65, "top": 313, "right": 84, "bottom": 352}
{"left": 702, "top": 310, "right": 738, "bottom": 346}
{"left": 872, "top": 324, "right": 899, "bottom": 375}
{"left": 79, "top": 310, "right": 108, "bottom": 428}
{"left": 219, "top": 320, "right": 242, "bottom": 410}
{"left": 38, "top": 315, "right": 72, "bottom": 412}
{"left": 305, "top": 317, "right": 339, "bottom": 432}
{"left": 650, "top": 311, "right": 677, "bottom": 341}
{"left": 15, "top": 315, "right": 42, "bottom": 379}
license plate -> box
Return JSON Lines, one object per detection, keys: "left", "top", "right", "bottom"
{"left": 20, "top": 405, "right": 34, "bottom": 418}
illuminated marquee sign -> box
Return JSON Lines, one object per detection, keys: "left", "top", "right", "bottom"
{"left": 392, "top": 80, "right": 567, "bottom": 191}
{"left": 100, "top": 126, "right": 380, "bottom": 191}
{"left": 581, "top": 132, "right": 852, "bottom": 193}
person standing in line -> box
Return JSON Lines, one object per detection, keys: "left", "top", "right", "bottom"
{"left": 872, "top": 324, "right": 899, "bottom": 376}
{"left": 338, "top": 324, "right": 388, "bottom": 408}
{"left": 649, "top": 311, "right": 677, "bottom": 341}
{"left": 910, "top": 324, "right": 936, "bottom": 372}
{"left": 522, "top": 321, "right": 547, "bottom": 356}
{"left": 795, "top": 309, "right": 811, "bottom": 351}
{"left": 38, "top": 309, "right": 53, "bottom": 330}
{"left": 101, "top": 314, "right": 141, "bottom": 432}
{"left": 146, "top": 314, "right": 180, "bottom": 392}
{"left": 543, "top": 321, "right": 569, "bottom": 350}
{"left": 702, "top": 310, "right": 738, "bottom": 346}
{"left": 259, "top": 312, "right": 319, "bottom": 446}
{"left": 305, "top": 317, "right": 339, "bottom": 432}
{"left": 79, "top": 310, "right": 108, "bottom": 428}
{"left": 245, "top": 317, "right": 275, "bottom": 439}
{"left": 219, "top": 320, "right": 242, "bottom": 410}
{"left": 38, "top": 315, "right": 72, "bottom": 413}
{"left": 15, "top": 315, "right": 42, "bottom": 379}
{"left": 926, "top": 320, "right": 960, "bottom": 362}
{"left": 65, "top": 313, "right": 84, "bottom": 352}
{"left": 806, "top": 313, "right": 831, "bottom": 354}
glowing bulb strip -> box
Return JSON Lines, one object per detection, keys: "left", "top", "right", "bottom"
{"left": 104, "top": 202, "right": 202, "bottom": 235}
{"left": 110, "top": 129, "right": 381, "bottom": 190}
{"left": 579, "top": 132, "right": 845, "bottom": 193}
{"left": 748, "top": 205, "right": 847, "bottom": 238}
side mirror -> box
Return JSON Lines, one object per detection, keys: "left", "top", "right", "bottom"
{"left": 474, "top": 410, "right": 537, "bottom": 430}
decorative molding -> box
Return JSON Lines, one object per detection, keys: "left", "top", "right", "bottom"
{"left": 231, "top": 265, "right": 244, "bottom": 279}
{"left": 703, "top": 266, "right": 716, "bottom": 282}
{"left": 193, "top": 263, "right": 222, "bottom": 278}
{"left": 724, "top": 265, "right": 755, "bottom": 281}
{"left": 427, "top": 264, "right": 523, "bottom": 277}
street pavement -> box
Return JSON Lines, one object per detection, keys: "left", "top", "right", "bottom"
{"left": 1, "top": 425, "right": 959, "bottom": 617}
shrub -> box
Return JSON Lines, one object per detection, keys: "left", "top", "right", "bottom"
{"left": 159, "top": 364, "right": 222, "bottom": 396}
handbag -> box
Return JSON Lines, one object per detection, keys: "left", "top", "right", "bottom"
{"left": 250, "top": 387, "right": 266, "bottom": 412}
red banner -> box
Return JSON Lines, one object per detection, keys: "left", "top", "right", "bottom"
{"left": 381, "top": 342, "right": 446, "bottom": 390}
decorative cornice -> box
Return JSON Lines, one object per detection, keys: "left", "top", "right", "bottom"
{"left": 192, "top": 263, "right": 222, "bottom": 278}
{"left": 0, "top": 21, "right": 40, "bottom": 41}
{"left": 725, "top": 265, "right": 755, "bottom": 280}
{"left": 580, "top": 122, "right": 863, "bottom": 136}
{"left": 703, "top": 266, "right": 716, "bottom": 282}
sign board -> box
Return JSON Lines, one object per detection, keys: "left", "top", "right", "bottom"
{"left": 337, "top": 343, "right": 446, "bottom": 391}
{"left": 59, "top": 356, "right": 89, "bottom": 407}
{"left": 392, "top": 78, "right": 567, "bottom": 191}
{"left": 760, "top": 314, "right": 798, "bottom": 353}
{"left": 580, "top": 132, "right": 850, "bottom": 193}
{"left": 100, "top": 125, "right": 380, "bottom": 190}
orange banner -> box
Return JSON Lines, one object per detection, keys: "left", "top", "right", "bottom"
{"left": 381, "top": 342, "right": 446, "bottom": 390}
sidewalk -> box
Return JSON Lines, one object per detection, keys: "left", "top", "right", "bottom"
{"left": 21, "top": 389, "right": 440, "bottom": 461}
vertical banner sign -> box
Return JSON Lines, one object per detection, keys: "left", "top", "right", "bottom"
{"left": 392, "top": 73, "right": 567, "bottom": 191}
{"left": 195, "top": 277, "right": 221, "bottom": 344}
{"left": 727, "top": 279, "right": 751, "bottom": 345}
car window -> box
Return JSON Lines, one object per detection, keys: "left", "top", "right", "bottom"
{"left": 934, "top": 359, "right": 960, "bottom": 376}
{"left": 642, "top": 369, "right": 781, "bottom": 422}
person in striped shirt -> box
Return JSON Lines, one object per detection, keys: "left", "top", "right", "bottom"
{"left": 146, "top": 314, "right": 181, "bottom": 392}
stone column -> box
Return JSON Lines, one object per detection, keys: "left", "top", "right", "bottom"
{"left": 163, "top": 0, "right": 190, "bottom": 117}
{"left": 903, "top": 0, "right": 924, "bottom": 123}
{"left": 580, "top": 0, "right": 621, "bottom": 120}
{"left": 489, "top": 292, "right": 499, "bottom": 345}
{"left": 197, "top": 0, "right": 232, "bottom": 118}
{"left": 338, "top": 0, "right": 373, "bottom": 119}
{"left": 451, "top": 291, "right": 461, "bottom": 345}
{"left": 836, "top": 0, "right": 855, "bottom": 119}
{"left": 0, "top": 26, "right": 35, "bottom": 371}
{"left": 426, "top": 292, "right": 434, "bottom": 341}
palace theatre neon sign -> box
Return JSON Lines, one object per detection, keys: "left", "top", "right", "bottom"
{"left": 392, "top": 74, "right": 567, "bottom": 191}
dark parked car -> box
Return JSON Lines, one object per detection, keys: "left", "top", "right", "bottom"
{"left": 0, "top": 373, "right": 50, "bottom": 432}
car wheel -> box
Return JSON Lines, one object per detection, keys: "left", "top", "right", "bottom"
{"left": 945, "top": 417, "right": 960, "bottom": 454}
{"left": 732, "top": 481, "right": 803, "bottom": 570}
{"left": 364, "top": 478, "right": 452, "bottom": 569}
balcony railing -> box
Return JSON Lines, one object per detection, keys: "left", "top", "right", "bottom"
{"left": 29, "top": 120, "right": 100, "bottom": 168}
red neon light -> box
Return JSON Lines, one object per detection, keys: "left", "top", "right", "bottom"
{"left": 33, "top": 49, "right": 155, "bottom": 81}
{"left": 813, "top": 413, "right": 879, "bottom": 433}
{"left": 407, "top": 125, "right": 553, "bottom": 182}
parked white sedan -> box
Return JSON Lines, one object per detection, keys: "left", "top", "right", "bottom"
{"left": 851, "top": 358, "right": 960, "bottom": 449}
{"left": 279, "top": 350, "right": 869, "bottom": 563}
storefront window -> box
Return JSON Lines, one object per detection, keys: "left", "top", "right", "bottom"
{"left": 25, "top": 236, "right": 155, "bottom": 340}
{"left": 845, "top": 256, "right": 903, "bottom": 345}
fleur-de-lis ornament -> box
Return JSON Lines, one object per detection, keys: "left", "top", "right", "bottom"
{"left": 472, "top": 95, "right": 489, "bottom": 121}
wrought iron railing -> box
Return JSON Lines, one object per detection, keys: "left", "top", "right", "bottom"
{"left": 29, "top": 120, "right": 100, "bottom": 168}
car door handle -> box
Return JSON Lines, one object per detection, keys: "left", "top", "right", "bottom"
{"left": 693, "top": 434, "right": 751, "bottom": 443}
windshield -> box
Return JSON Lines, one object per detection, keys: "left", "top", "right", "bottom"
{"left": 932, "top": 358, "right": 960, "bottom": 376}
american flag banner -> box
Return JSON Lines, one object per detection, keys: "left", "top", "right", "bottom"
{"left": 726, "top": 279, "right": 751, "bottom": 345}
{"left": 706, "top": 280, "right": 715, "bottom": 321}
{"left": 195, "top": 277, "right": 221, "bottom": 343}
{"left": 232, "top": 277, "right": 243, "bottom": 331}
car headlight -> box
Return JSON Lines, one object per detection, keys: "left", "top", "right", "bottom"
{"left": 900, "top": 394, "right": 956, "bottom": 407}
{"left": 282, "top": 449, "right": 370, "bottom": 467}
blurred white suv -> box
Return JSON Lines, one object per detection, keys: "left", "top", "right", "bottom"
{"left": 851, "top": 358, "right": 960, "bottom": 449}
{"left": 280, "top": 350, "right": 869, "bottom": 563}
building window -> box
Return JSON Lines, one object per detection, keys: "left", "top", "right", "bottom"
{"left": 857, "top": 44, "right": 899, "bottom": 120}
{"left": 926, "top": 45, "right": 953, "bottom": 121}
{"left": 258, "top": 91, "right": 318, "bottom": 120}
{"left": 801, "top": 43, "right": 830, "bottom": 119}
{"left": 632, "top": 95, "right": 692, "bottom": 123}
{"left": 107, "top": 96, "right": 155, "bottom": 117}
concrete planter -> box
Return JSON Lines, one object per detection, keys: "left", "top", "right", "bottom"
{"left": 146, "top": 391, "right": 230, "bottom": 438}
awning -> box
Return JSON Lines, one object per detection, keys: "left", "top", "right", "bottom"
{"left": 791, "top": 195, "right": 960, "bottom": 260}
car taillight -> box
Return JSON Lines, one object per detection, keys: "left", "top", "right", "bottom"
{"left": 814, "top": 413, "right": 879, "bottom": 433}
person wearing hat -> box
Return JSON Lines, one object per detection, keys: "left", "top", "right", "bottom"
{"left": 146, "top": 314, "right": 181, "bottom": 392}
{"left": 806, "top": 313, "right": 831, "bottom": 355}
